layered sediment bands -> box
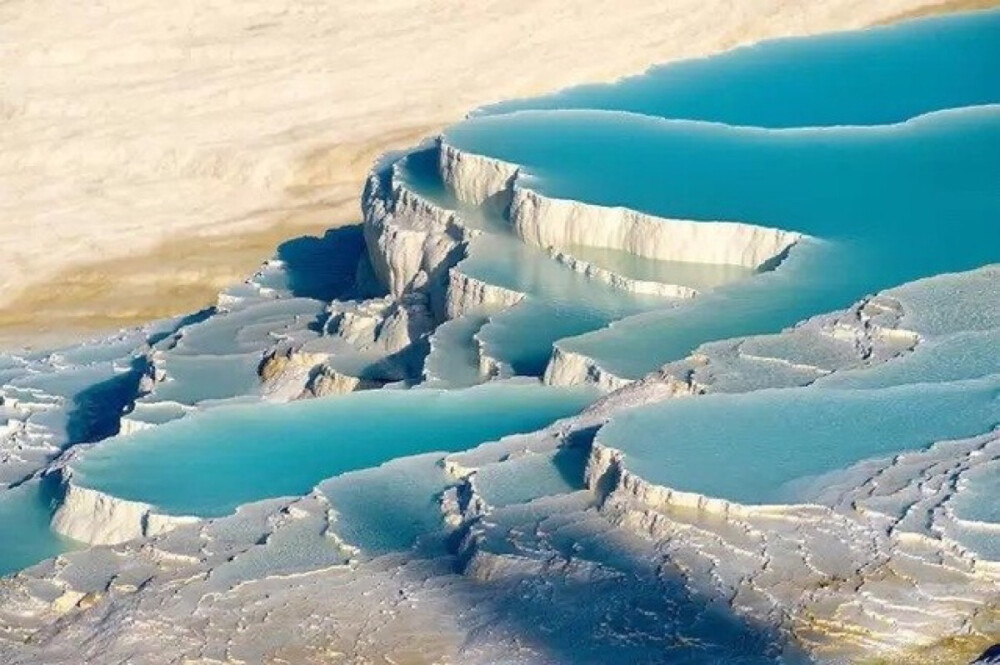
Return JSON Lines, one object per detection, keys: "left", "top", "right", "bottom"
{"left": 809, "top": 429, "right": 1000, "bottom": 558}
{"left": 585, "top": 440, "right": 775, "bottom": 518}
{"left": 581, "top": 435, "right": 1000, "bottom": 657}
{"left": 445, "top": 270, "right": 524, "bottom": 320}
{"left": 511, "top": 187, "right": 801, "bottom": 269}
{"left": 2, "top": 257, "right": 995, "bottom": 663}
{"left": 438, "top": 141, "right": 519, "bottom": 212}
{"left": 650, "top": 292, "right": 920, "bottom": 394}
{"left": 544, "top": 266, "right": 1000, "bottom": 655}
{"left": 257, "top": 346, "right": 388, "bottom": 401}
{"left": 258, "top": 346, "right": 331, "bottom": 400}
{"left": 49, "top": 468, "right": 197, "bottom": 545}
{"left": 544, "top": 346, "right": 634, "bottom": 392}
{"left": 362, "top": 140, "right": 806, "bottom": 392}
{"left": 438, "top": 139, "right": 803, "bottom": 270}
{"left": 361, "top": 162, "right": 472, "bottom": 303}
{"left": 2, "top": 11, "right": 998, "bottom": 664}
{"left": 545, "top": 276, "right": 922, "bottom": 390}
{"left": 362, "top": 149, "right": 528, "bottom": 330}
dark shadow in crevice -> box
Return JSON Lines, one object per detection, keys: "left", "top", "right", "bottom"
{"left": 64, "top": 356, "right": 150, "bottom": 446}
{"left": 276, "top": 226, "right": 367, "bottom": 302}
{"left": 552, "top": 426, "right": 600, "bottom": 490}
{"left": 146, "top": 307, "right": 216, "bottom": 347}
{"left": 975, "top": 644, "right": 1000, "bottom": 664}
{"left": 423, "top": 426, "right": 810, "bottom": 664}
{"left": 756, "top": 243, "right": 795, "bottom": 274}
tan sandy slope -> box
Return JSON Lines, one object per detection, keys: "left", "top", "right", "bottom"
{"left": 1, "top": 0, "right": 994, "bottom": 347}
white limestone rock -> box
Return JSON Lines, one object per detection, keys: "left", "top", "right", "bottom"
{"left": 362, "top": 160, "right": 472, "bottom": 302}
{"left": 512, "top": 187, "right": 801, "bottom": 269}
{"left": 49, "top": 469, "right": 198, "bottom": 546}
{"left": 543, "top": 346, "right": 635, "bottom": 392}
{"left": 303, "top": 366, "right": 385, "bottom": 398}
{"left": 445, "top": 269, "right": 525, "bottom": 320}
{"left": 439, "top": 140, "right": 519, "bottom": 211}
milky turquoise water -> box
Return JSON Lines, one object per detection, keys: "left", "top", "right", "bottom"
{"left": 4, "top": 10, "right": 999, "bottom": 579}
{"left": 597, "top": 374, "right": 1000, "bottom": 505}
{"left": 422, "top": 313, "right": 490, "bottom": 388}
{"left": 479, "top": 9, "right": 1000, "bottom": 128}
{"left": 316, "top": 453, "right": 454, "bottom": 554}
{"left": 953, "top": 462, "right": 1000, "bottom": 526}
{"left": 554, "top": 244, "right": 755, "bottom": 291}
{"left": 74, "top": 382, "right": 596, "bottom": 517}
{"left": 446, "top": 104, "right": 1000, "bottom": 378}
{"left": 0, "top": 482, "right": 78, "bottom": 577}
{"left": 462, "top": 233, "right": 669, "bottom": 375}
{"left": 443, "top": 9, "right": 1000, "bottom": 379}
{"left": 594, "top": 272, "right": 1000, "bottom": 506}
{"left": 473, "top": 446, "right": 589, "bottom": 509}
{"left": 429, "top": 9, "right": 1000, "bottom": 508}
{"left": 398, "top": 149, "right": 675, "bottom": 375}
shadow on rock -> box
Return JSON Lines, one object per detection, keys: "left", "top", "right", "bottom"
{"left": 276, "top": 225, "right": 366, "bottom": 302}
{"left": 65, "top": 356, "right": 151, "bottom": 445}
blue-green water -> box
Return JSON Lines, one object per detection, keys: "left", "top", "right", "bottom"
{"left": 316, "top": 453, "right": 453, "bottom": 554}
{"left": 952, "top": 461, "right": 1000, "bottom": 526}
{"left": 597, "top": 374, "right": 1000, "bottom": 505}
{"left": 443, "top": 10, "right": 1000, "bottom": 379}
{"left": 74, "top": 382, "right": 597, "bottom": 517}
{"left": 427, "top": 8, "right": 1000, "bottom": 508}
{"left": 446, "top": 105, "right": 1000, "bottom": 378}
{"left": 479, "top": 9, "right": 1000, "bottom": 128}
{"left": 0, "top": 482, "right": 78, "bottom": 577}
{"left": 553, "top": 244, "right": 755, "bottom": 291}
{"left": 594, "top": 276, "right": 1000, "bottom": 506}
{"left": 399, "top": 149, "right": 674, "bottom": 375}
{"left": 4, "top": 10, "right": 999, "bottom": 580}
{"left": 462, "top": 232, "right": 669, "bottom": 375}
